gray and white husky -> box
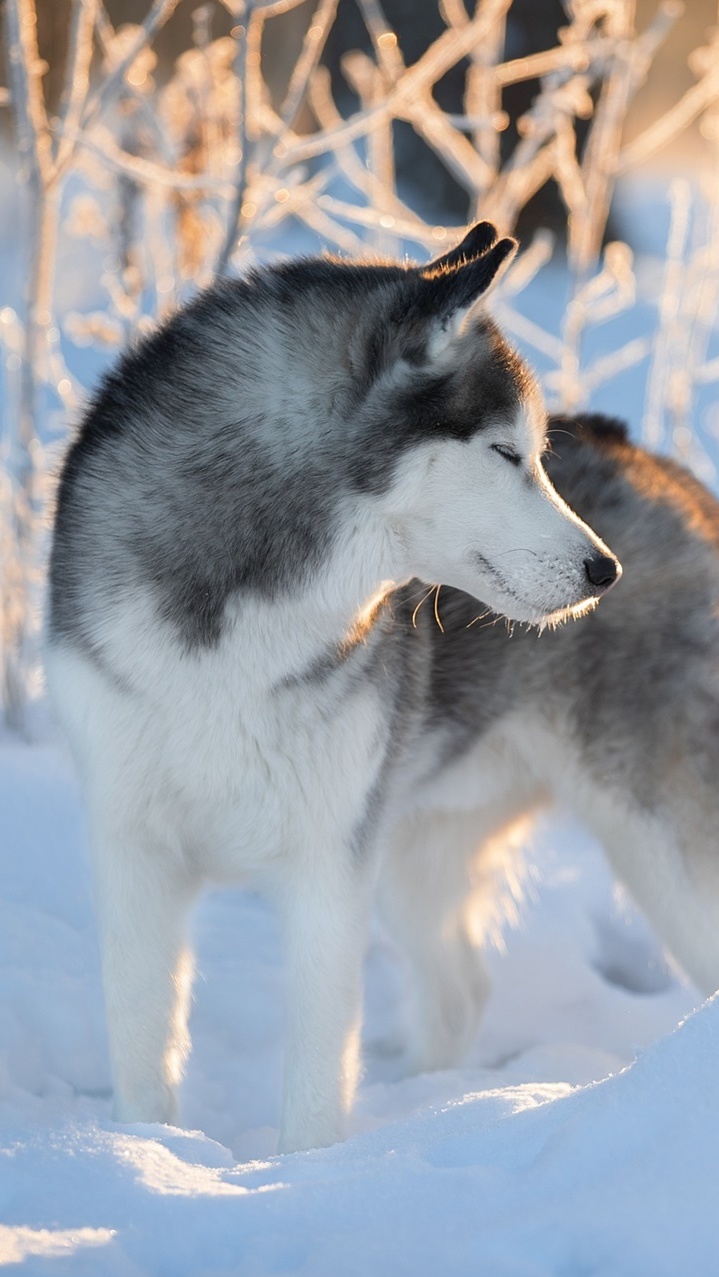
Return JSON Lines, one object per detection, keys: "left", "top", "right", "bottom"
{"left": 46, "top": 222, "right": 621, "bottom": 1153}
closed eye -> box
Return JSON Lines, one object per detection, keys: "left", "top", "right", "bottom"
{"left": 491, "top": 443, "right": 522, "bottom": 466}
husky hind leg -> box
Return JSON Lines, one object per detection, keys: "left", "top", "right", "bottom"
{"left": 378, "top": 809, "right": 498, "bottom": 1074}
{"left": 379, "top": 791, "right": 543, "bottom": 1075}
{"left": 579, "top": 782, "right": 719, "bottom": 998}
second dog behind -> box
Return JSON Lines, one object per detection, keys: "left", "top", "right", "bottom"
{"left": 381, "top": 413, "right": 719, "bottom": 1077}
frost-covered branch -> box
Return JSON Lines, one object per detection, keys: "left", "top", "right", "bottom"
{"left": 3, "top": 0, "right": 719, "bottom": 723}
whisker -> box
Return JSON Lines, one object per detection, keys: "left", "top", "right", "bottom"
{"left": 465, "top": 608, "right": 493, "bottom": 629}
{"left": 405, "top": 581, "right": 435, "bottom": 604}
{"left": 493, "top": 547, "right": 539, "bottom": 558}
{"left": 433, "top": 584, "right": 445, "bottom": 634}
{"left": 476, "top": 613, "right": 505, "bottom": 632}
{"left": 411, "top": 585, "right": 436, "bottom": 629}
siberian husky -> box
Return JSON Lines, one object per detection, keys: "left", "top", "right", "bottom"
{"left": 46, "top": 222, "right": 620, "bottom": 1153}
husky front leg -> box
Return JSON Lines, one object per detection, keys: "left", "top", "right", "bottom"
{"left": 91, "top": 821, "right": 197, "bottom": 1125}
{"left": 273, "top": 854, "right": 374, "bottom": 1153}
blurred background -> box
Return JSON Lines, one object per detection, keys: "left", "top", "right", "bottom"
{"left": 7, "top": 0, "right": 717, "bottom": 224}
{"left": 2, "top": 0, "right": 719, "bottom": 724}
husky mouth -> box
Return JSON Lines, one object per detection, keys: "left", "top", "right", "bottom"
{"left": 521, "top": 594, "right": 602, "bottom": 629}
{"left": 486, "top": 588, "right": 602, "bottom": 630}
{"left": 471, "top": 550, "right": 620, "bottom": 627}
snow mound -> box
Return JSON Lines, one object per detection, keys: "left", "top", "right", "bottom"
{"left": 0, "top": 738, "right": 711, "bottom": 1275}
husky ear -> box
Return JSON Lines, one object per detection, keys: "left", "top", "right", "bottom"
{"left": 420, "top": 236, "right": 517, "bottom": 361}
{"left": 422, "top": 221, "right": 499, "bottom": 274}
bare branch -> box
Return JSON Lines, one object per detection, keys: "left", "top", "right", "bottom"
{"left": 215, "top": 6, "right": 253, "bottom": 275}
{"left": 93, "top": 5, "right": 178, "bottom": 165}
{"left": 618, "top": 61, "right": 719, "bottom": 173}
{"left": 57, "top": 125, "right": 233, "bottom": 191}
{"left": 2, "top": 0, "right": 52, "bottom": 188}
{"left": 278, "top": 0, "right": 339, "bottom": 132}
{"left": 4, "top": 0, "right": 719, "bottom": 720}
{"left": 79, "top": 0, "right": 181, "bottom": 137}
{"left": 52, "top": 0, "right": 99, "bottom": 173}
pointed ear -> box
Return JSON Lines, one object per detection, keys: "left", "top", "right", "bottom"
{"left": 421, "top": 236, "right": 517, "bottom": 360}
{"left": 421, "top": 221, "right": 499, "bottom": 274}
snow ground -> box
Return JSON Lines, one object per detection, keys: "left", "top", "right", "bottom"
{"left": 3, "top": 173, "right": 719, "bottom": 1274}
{"left": 1, "top": 734, "right": 715, "bottom": 1276}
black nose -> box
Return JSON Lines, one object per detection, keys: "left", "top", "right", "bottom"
{"left": 584, "top": 554, "right": 619, "bottom": 593}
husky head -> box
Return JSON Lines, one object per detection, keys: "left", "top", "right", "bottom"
{"left": 50, "top": 221, "right": 621, "bottom": 655}
{"left": 334, "top": 221, "right": 622, "bottom": 626}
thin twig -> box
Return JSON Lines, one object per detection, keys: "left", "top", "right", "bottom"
{"left": 3, "top": 0, "right": 51, "bottom": 188}
{"left": 215, "top": 5, "right": 253, "bottom": 275}
{"left": 52, "top": 0, "right": 98, "bottom": 173}
{"left": 77, "top": 0, "right": 181, "bottom": 144}
{"left": 280, "top": 0, "right": 339, "bottom": 131}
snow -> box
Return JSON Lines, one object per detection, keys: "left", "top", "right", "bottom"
{"left": 0, "top": 732, "right": 714, "bottom": 1275}
{"left": 2, "top": 166, "right": 719, "bottom": 1273}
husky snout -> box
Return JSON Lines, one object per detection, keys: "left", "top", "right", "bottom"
{"left": 459, "top": 461, "right": 623, "bottom": 624}
{"left": 584, "top": 552, "right": 620, "bottom": 595}
{"left": 514, "top": 464, "right": 623, "bottom": 620}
